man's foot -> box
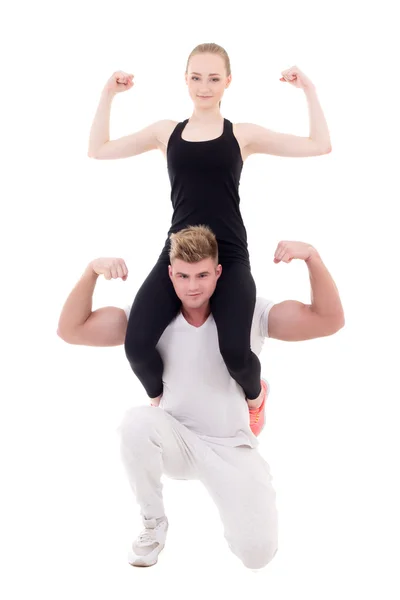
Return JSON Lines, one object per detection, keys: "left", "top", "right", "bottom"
{"left": 249, "top": 379, "right": 269, "bottom": 437}
{"left": 128, "top": 516, "right": 168, "bottom": 567}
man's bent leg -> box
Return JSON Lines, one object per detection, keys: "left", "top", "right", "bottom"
{"left": 118, "top": 406, "right": 209, "bottom": 566}
{"left": 200, "top": 444, "right": 278, "bottom": 570}
{"left": 118, "top": 406, "right": 203, "bottom": 521}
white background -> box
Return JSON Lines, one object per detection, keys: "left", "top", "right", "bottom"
{"left": 1, "top": 0, "right": 399, "bottom": 598}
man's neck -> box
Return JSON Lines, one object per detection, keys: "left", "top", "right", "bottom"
{"left": 181, "top": 303, "right": 211, "bottom": 328}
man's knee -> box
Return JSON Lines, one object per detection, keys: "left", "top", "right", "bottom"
{"left": 237, "top": 541, "right": 278, "bottom": 570}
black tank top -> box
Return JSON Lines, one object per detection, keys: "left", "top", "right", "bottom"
{"left": 163, "top": 118, "right": 249, "bottom": 265}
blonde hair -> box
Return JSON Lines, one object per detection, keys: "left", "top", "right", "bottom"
{"left": 185, "top": 43, "right": 231, "bottom": 76}
{"left": 169, "top": 225, "right": 218, "bottom": 264}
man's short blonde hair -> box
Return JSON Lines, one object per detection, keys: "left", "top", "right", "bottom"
{"left": 169, "top": 225, "right": 218, "bottom": 264}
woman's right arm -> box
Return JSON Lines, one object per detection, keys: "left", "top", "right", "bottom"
{"left": 88, "top": 71, "right": 172, "bottom": 160}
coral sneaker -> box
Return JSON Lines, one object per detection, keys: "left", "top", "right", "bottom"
{"left": 249, "top": 379, "right": 269, "bottom": 436}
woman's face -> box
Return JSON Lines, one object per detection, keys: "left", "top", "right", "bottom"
{"left": 185, "top": 53, "right": 231, "bottom": 109}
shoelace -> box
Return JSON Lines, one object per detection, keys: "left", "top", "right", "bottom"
{"left": 249, "top": 408, "right": 261, "bottom": 426}
{"left": 137, "top": 528, "right": 157, "bottom": 546}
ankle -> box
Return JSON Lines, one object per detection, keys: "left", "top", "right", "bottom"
{"left": 247, "top": 397, "right": 262, "bottom": 410}
{"left": 247, "top": 383, "right": 265, "bottom": 409}
{"left": 150, "top": 394, "right": 162, "bottom": 407}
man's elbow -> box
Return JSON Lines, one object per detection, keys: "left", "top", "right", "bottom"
{"left": 323, "top": 313, "right": 345, "bottom": 336}
{"left": 57, "top": 327, "right": 82, "bottom": 345}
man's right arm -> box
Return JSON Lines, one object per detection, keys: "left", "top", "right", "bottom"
{"left": 57, "top": 258, "right": 128, "bottom": 347}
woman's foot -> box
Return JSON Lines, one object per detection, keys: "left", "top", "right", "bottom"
{"left": 248, "top": 379, "right": 269, "bottom": 436}
{"left": 150, "top": 394, "right": 162, "bottom": 407}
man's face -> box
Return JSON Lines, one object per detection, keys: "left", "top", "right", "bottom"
{"left": 168, "top": 258, "right": 222, "bottom": 310}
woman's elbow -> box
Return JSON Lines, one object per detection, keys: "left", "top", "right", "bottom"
{"left": 87, "top": 145, "right": 105, "bottom": 159}
{"left": 321, "top": 143, "right": 332, "bottom": 155}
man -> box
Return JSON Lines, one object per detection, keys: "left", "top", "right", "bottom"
{"left": 57, "top": 226, "right": 344, "bottom": 569}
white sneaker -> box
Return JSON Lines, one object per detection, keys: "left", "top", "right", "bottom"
{"left": 128, "top": 517, "right": 168, "bottom": 567}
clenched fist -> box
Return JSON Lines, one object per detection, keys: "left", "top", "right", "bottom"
{"left": 279, "top": 66, "right": 314, "bottom": 90}
{"left": 90, "top": 257, "right": 128, "bottom": 280}
{"left": 273, "top": 241, "right": 316, "bottom": 264}
{"left": 104, "top": 71, "right": 134, "bottom": 95}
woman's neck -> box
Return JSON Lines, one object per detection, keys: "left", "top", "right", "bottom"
{"left": 189, "top": 108, "right": 223, "bottom": 123}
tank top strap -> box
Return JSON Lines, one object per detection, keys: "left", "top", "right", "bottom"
{"left": 222, "top": 118, "right": 233, "bottom": 137}
{"left": 169, "top": 119, "right": 189, "bottom": 144}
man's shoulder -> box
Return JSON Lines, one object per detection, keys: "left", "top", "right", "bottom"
{"left": 254, "top": 296, "right": 275, "bottom": 315}
{"left": 253, "top": 297, "right": 275, "bottom": 338}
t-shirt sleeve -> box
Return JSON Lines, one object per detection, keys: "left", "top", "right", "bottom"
{"left": 257, "top": 298, "right": 275, "bottom": 338}
{"left": 124, "top": 305, "right": 131, "bottom": 320}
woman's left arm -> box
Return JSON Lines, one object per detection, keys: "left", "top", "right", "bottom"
{"left": 239, "top": 66, "right": 332, "bottom": 158}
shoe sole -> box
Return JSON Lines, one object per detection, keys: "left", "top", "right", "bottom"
{"left": 128, "top": 543, "right": 165, "bottom": 568}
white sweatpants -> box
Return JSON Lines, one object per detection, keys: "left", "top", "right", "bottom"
{"left": 118, "top": 406, "right": 278, "bottom": 569}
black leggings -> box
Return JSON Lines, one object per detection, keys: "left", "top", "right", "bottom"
{"left": 124, "top": 254, "right": 262, "bottom": 400}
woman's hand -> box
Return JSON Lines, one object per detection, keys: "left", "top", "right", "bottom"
{"left": 280, "top": 66, "right": 314, "bottom": 90}
{"left": 103, "top": 71, "right": 134, "bottom": 95}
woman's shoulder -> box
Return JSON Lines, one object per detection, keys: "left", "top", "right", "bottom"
{"left": 155, "top": 119, "right": 180, "bottom": 136}
{"left": 232, "top": 121, "right": 257, "bottom": 133}
{"left": 153, "top": 119, "right": 182, "bottom": 154}
{"left": 232, "top": 121, "right": 257, "bottom": 147}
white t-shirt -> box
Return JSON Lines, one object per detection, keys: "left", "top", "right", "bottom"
{"left": 125, "top": 297, "right": 274, "bottom": 448}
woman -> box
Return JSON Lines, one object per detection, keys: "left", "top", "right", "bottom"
{"left": 88, "top": 43, "right": 331, "bottom": 421}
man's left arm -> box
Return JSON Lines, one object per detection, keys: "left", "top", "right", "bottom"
{"left": 267, "top": 242, "right": 345, "bottom": 341}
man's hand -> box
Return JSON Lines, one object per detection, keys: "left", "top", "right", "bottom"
{"left": 273, "top": 241, "right": 316, "bottom": 264}
{"left": 89, "top": 258, "right": 128, "bottom": 281}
